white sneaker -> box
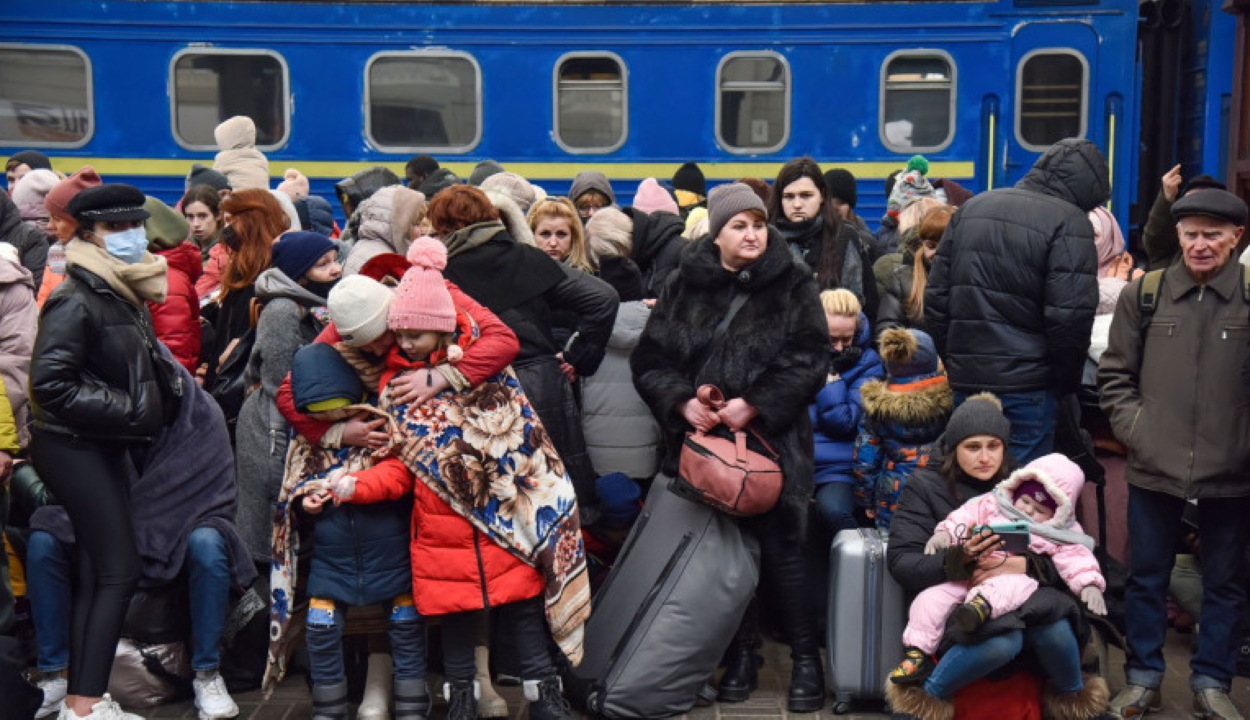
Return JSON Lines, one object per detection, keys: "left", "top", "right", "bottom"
{"left": 55, "top": 694, "right": 145, "bottom": 719}
{"left": 192, "top": 672, "right": 240, "bottom": 719}
{"left": 35, "top": 675, "right": 67, "bottom": 718}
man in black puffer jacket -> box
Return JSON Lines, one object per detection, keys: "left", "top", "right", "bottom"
{"left": 925, "top": 138, "right": 1107, "bottom": 464}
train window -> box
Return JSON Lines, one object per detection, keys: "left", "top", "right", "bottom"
{"left": 0, "top": 45, "right": 92, "bottom": 148}
{"left": 554, "top": 53, "right": 627, "bottom": 153}
{"left": 880, "top": 51, "right": 956, "bottom": 153}
{"left": 716, "top": 52, "right": 790, "bottom": 154}
{"left": 171, "top": 50, "right": 289, "bottom": 151}
{"left": 366, "top": 52, "right": 482, "bottom": 153}
{"left": 1016, "top": 50, "right": 1088, "bottom": 151}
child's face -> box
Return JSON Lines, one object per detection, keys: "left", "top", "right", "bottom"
{"left": 395, "top": 329, "right": 443, "bottom": 360}
{"left": 1014, "top": 494, "right": 1054, "bottom": 522}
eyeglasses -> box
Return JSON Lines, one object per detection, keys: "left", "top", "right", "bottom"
{"left": 576, "top": 202, "right": 608, "bottom": 218}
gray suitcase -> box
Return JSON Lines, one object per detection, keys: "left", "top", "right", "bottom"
{"left": 575, "top": 477, "right": 760, "bottom": 718}
{"left": 827, "top": 527, "right": 907, "bottom": 714}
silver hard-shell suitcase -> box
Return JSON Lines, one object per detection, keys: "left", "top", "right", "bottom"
{"left": 827, "top": 527, "right": 907, "bottom": 714}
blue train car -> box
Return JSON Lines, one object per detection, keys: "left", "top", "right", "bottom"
{"left": 1, "top": 0, "right": 1145, "bottom": 226}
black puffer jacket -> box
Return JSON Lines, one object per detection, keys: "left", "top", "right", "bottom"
{"left": 0, "top": 191, "right": 47, "bottom": 288}
{"left": 875, "top": 253, "right": 930, "bottom": 336}
{"left": 925, "top": 139, "right": 1106, "bottom": 394}
{"left": 30, "top": 266, "right": 169, "bottom": 441}
{"left": 631, "top": 229, "right": 827, "bottom": 530}
{"left": 623, "top": 207, "right": 685, "bottom": 299}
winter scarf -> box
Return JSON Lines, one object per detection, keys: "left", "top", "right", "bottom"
{"left": 992, "top": 482, "right": 1095, "bottom": 550}
{"left": 65, "top": 238, "right": 168, "bottom": 306}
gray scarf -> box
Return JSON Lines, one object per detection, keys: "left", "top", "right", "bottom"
{"left": 993, "top": 484, "right": 1095, "bottom": 550}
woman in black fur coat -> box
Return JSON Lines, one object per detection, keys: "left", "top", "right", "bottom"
{"left": 631, "top": 183, "right": 828, "bottom": 712}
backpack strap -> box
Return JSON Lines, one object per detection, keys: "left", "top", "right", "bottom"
{"left": 1137, "top": 269, "right": 1165, "bottom": 318}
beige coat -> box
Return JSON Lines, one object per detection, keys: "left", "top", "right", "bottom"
{"left": 1098, "top": 255, "right": 1250, "bottom": 498}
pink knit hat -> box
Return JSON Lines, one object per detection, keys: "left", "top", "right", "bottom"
{"left": 388, "top": 236, "right": 456, "bottom": 332}
{"left": 632, "top": 177, "right": 679, "bottom": 216}
{"left": 44, "top": 166, "right": 102, "bottom": 221}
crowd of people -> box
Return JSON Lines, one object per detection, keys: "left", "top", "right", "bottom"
{"left": 1, "top": 116, "right": 1248, "bottom": 720}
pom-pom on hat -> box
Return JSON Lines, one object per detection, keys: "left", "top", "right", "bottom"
{"left": 330, "top": 275, "right": 393, "bottom": 347}
{"left": 388, "top": 237, "right": 456, "bottom": 333}
{"left": 271, "top": 231, "right": 336, "bottom": 282}
{"left": 276, "top": 168, "right": 310, "bottom": 200}
{"left": 45, "top": 165, "right": 102, "bottom": 222}
{"left": 942, "top": 392, "right": 1011, "bottom": 453}
{"left": 877, "top": 327, "right": 939, "bottom": 381}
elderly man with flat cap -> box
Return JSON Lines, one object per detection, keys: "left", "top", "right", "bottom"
{"left": 1099, "top": 189, "right": 1250, "bottom": 720}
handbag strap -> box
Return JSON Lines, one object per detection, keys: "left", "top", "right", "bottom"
{"left": 695, "top": 290, "right": 749, "bottom": 379}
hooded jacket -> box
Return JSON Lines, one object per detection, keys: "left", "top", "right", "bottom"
{"left": 0, "top": 192, "right": 47, "bottom": 289}
{"left": 925, "top": 139, "right": 1107, "bottom": 394}
{"left": 343, "top": 186, "right": 425, "bottom": 276}
{"left": 623, "top": 206, "right": 685, "bottom": 299}
{"left": 213, "top": 116, "right": 270, "bottom": 191}
{"left": 149, "top": 242, "right": 203, "bottom": 373}
{"left": 811, "top": 314, "right": 884, "bottom": 485}
{"left": 631, "top": 228, "right": 828, "bottom": 530}
{"left": 581, "top": 300, "right": 662, "bottom": 480}
{"left": 0, "top": 251, "right": 36, "bottom": 447}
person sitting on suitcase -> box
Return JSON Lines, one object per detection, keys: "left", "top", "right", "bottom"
{"left": 886, "top": 393, "right": 1110, "bottom": 720}
{"left": 890, "top": 451, "right": 1106, "bottom": 688}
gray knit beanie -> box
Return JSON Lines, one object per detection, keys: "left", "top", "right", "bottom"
{"left": 941, "top": 392, "right": 1011, "bottom": 453}
{"left": 707, "top": 183, "right": 768, "bottom": 239}
{"left": 468, "top": 159, "right": 505, "bottom": 187}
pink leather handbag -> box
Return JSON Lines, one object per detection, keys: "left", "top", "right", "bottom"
{"left": 674, "top": 385, "right": 783, "bottom": 516}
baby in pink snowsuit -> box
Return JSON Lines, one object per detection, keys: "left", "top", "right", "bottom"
{"left": 890, "top": 453, "right": 1106, "bottom": 684}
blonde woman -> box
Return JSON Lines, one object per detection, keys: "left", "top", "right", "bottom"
{"left": 876, "top": 204, "right": 955, "bottom": 336}
{"left": 527, "top": 197, "right": 595, "bottom": 272}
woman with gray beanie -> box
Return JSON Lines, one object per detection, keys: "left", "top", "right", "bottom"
{"left": 632, "top": 182, "right": 829, "bottom": 711}
{"left": 886, "top": 394, "right": 1107, "bottom": 720}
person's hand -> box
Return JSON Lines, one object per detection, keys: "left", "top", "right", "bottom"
{"left": 195, "top": 363, "right": 208, "bottom": 388}
{"left": 681, "top": 397, "right": 721, "bottom": 433}
{"left": 1162, "top": 163, "right": 1183, "bottom": 202}
{"left": 0, "top": 450, "right": 11, "bottom": 486}
{"left": 391, "top": 368, "right": 451, "bottom": 406}
{"left": 329, "top": 475, "right": 357, "bottom": 503}
{"left": 1081, "top": 586, "right": 1107, "bottom": 616}
{"left": 924, "top": 530, "right": 952, "bottom": 555}
{"left": 642, "top": 298, "right": 657, "bottom": 309}
{"left": 716, "top": 398, "right": 758, "bottom": 432}
{"left": 970, "top": 555, "right": 1028, "bottom": 587}
{"left": 302, "top": 490, "right": 332, "bottom": 515}
{"left": 341, "top": 413, "right": 389, "bottom": 449}
{"left": 556, "top": 353, "right": 578, "bottom": 384}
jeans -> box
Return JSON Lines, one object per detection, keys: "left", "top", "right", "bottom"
{"left": 814, "top": 482, "right": 858, "bottom": 535}
{"left": 185, "top": 527, "right": 231, "bottom": 672}
{"left": 305, "top": 596, "right": 425, "bottom": 686}
{"left": 1124, "top": 486, "right": 1250, "bottom": 692}
{"left": 26, "top": 531, "right": 71, "bottom": 673}
{"left": 441, "top": 598, "right": 552, "bottom": 682}
{"left": 954, "top": 390, "right": 1057, "bottom": 465}
{"left": 923, "top": 619, "right": 1082, "bottom": 699}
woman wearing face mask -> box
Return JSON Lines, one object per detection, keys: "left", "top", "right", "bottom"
{"left": 234, "top": 231, "right": 342, "bottom": 563}
{"left": 875, "top": 203, "right": 955, "bottom": 337}
{"left": 29, "top": 184, "right": 176, "bottom": 720}
{"left": 769, "top": 158, "right": 879, "bottom": 321}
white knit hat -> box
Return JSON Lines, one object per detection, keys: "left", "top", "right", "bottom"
{"left": 329, "top": 275, "right": 393, "bottom": 347}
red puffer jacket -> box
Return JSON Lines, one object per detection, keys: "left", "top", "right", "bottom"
{"left": 348, "top": 456, "right": 544, "bottom": 616}
{"left": 149, "top": 242, "right": 203, "bottom": 372}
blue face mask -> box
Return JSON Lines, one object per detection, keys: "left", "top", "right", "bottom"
{"left": 101, "top": 227, "right": 149, "bottom": 264}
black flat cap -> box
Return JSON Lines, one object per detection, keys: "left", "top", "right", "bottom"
{"left": 68, "top": 184, "right": 150, "bottom": 223}
{"left": 1172, "top": 188, "right": 1248, "bottom": 227}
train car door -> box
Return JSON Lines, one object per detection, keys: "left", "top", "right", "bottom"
{"left": 1002, "top": 22, "right": 1099, "bottom": 188}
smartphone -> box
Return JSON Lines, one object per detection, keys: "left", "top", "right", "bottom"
{"left": 973, "top": 523, "right": 1031, "bottom": 554}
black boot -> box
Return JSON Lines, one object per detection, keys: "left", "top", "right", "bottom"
{"left": 717, "top": 641, "right": 760, "bottom": 703}
{"left": 311, "top": 680, "right": 349, "bottom": 720}
{"left": 523, "top": 674, "right": 573, "bottom": 720}
{"left": 444, "top": 679, "right": 478, "bottom": 720}
{"left": 787, "top": 654, "right": 826, "bottom": 713}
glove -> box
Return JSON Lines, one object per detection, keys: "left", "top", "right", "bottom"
{"left": 924, "top": 530, "right": 952, "bottom": 556}
{"left": 329, "top": 474, "right": 357, "bottom": 502}
{"left": 1080, "top": 586, "right": 1107, "bottom": 616}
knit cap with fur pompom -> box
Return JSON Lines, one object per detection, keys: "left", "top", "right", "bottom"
{"left": 388, "top": 236, "right": 456, "bottom": 333}
{"left": 878, "top": 327, "right": 939, "bottom": 380}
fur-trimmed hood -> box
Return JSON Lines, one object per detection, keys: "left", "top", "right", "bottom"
{"left": 993, "top": 452, "right": 1084, "bottom": 529}
{"left": 859, "top": 375, "right": 952, "bottom": 426}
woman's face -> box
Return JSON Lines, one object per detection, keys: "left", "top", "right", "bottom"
{"left": 781, "top": 177, "right": 823, "bottom": 223}
{"left": 534, "top": 217, "right": 574, "bottom": 262}
{"left": 922, "top": 237, "right": 940, "bottom": 262}
{"left": 50, "top": 215, "right": 76, "bottom": 242}
{"left": 956, "top": 435, "right": 1005, "bottom": 482}
{"left": 825, "top": 313, "right": 857, "bottom": 352}
{"left": 304, "top": 250, "right": 342, "bottom": 284}
{"left": 184, "top": 201, "right": 220, "bottom": 241}
{"left": 715, "top": 212, "right": 768, "bottom": 270}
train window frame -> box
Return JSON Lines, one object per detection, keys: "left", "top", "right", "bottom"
{"left": 364, "top": 50, "right": 483, "bottom": 154}
{"left": 168, "top": 48, "right": 291, "bottom": 152}
{"left": 878, "top": 49, "right": 957, "bottom": 154}
{"left": 552, "top": 52, "right": 629, "bottom": 155}
{"left": 1014, "top": 48, "right": 1089, "bottom": 152}
{"left": 0, "top": 43, "right": 94, "bottom": 149}
{"left": 715, "top": 51, "right": 791, "bottom": 155}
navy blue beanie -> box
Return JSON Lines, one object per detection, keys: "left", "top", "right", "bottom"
{"left": 272, "top": 231, "right": 336, "bottom": 282}
{"left": 596, "top": 473, "right": 642, "bottom": 526}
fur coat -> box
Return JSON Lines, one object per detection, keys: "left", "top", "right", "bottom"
{"left": 631, "top": 229, "right": 827, "bottom": 531}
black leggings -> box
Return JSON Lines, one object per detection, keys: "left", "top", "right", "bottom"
{"left": 30, "top": 430, "right": 140, "bottom": 697}
{"left": 441, "top": 598, "right": 553, "bottom": 682}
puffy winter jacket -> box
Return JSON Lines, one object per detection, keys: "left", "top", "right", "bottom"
{"left": 195, "top": 241, "right": 229, "bottom": 300}
{"left": 875, "top": 252, "right": 931, "bottom": 337}
{"left": 623, "top": 207, "right": 685, "bottom": 299}
{"left": 149, "top": 242, "right": 203, "bottom": 373}
{"left": 304, "top": 495, "right": 413, "bottom": 606}
{"left": 925, "top": 139, "right": 1107, "bottom": 394}
{"left": 0, "top": 192, "right": 47, "bottom": 289}
{"left": 0, "top": 253, "right": 36, "bottom": 447}
{"left": 810, "top": 315, "right": 884, "bottom": 485}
